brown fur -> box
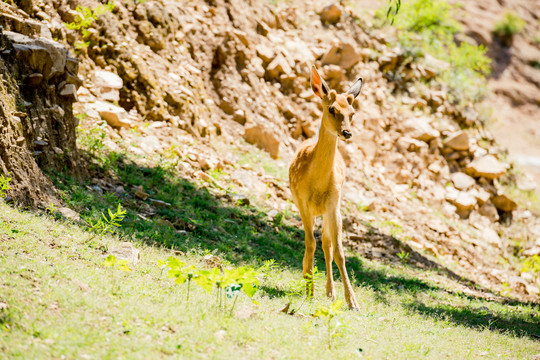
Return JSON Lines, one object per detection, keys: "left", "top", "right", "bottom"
{"left": 288, "top": 66, "right": 361, "bottom": 310}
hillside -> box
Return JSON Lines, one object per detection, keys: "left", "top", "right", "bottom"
{"left": 1, "top": 0, "right": 540, "bottom": 358}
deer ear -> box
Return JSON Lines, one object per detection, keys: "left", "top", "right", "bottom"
{"left": 311, "top": 65, "right": 330, "bottom": 99}
{"left": 347, "top": 77, "right": 363, "bottom": 99}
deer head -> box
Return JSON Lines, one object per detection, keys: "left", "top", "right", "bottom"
{"left": 310, "top": 65, "right": 363, "bottom": 140}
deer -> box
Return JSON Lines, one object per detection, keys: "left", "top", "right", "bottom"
{"left": 289, "top": 65, "right": 363, "bottom": 310}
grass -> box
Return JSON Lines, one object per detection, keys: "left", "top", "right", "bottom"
{"left": 1, "top": 200, "right": 540, "bottom": 359}
{"left": 1, "top": 119, "right": 539, "bottom": 358}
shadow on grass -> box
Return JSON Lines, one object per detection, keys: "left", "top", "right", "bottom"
{"left": 47, "top": 149, "right": 540, "bottom": 340}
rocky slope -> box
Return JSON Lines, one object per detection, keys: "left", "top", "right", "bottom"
{"left": 0, "top": 2, "right": 81, "bottom": 206}
{"left": 449, "top": 0, "right": 540, "bottom": 191}
{"left": 0, "top": 0, "right": 539, "bottom": 301}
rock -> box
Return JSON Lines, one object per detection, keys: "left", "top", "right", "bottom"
{"left": 137, "top": 135, "right": 162, "bottom": 153}
{"left": 491, "top": 194, "right": 518, "bottom": 212}
{"left": 233, "top": 29, "right": 249, "bottom": 47}
{"left": 233, "top": 109, "right": 247, "bottom": 125}
{"left": 466, "top": 155, "right": 507, "bottom": 179}
{"left": 149, "top": 198, "right": 171, "bottom": 208}
{"left": 57, "top": 207, "right": 81, "bottom": 222}
{"left": 232, "top": 194, "right": 250, "bottom": 206}
{"left": 92, "top": 70, "right": 123, "bottom": 102}
{"left": 93, "top": 70, "right": 123, "bottom": 89}
{"left": 523, "top": 247, "right": 540, "bottom": 257}
{"left": 256, "top": 44, "right": 275, "bottom": 64}
{"left": 59, "top": 83, "right": 77, "bottom": 100}
{"left": 266, "top": 54, "right": 292, "bottom": 80}
{"left": 134, "top": 186, "right": 149, "bottom": 200}
{"left": 453, "top": 191, "right": 477, "bottom": 217}
{"left": 402, "top": 117, "right": 440, "bottom": 142}
{"left": 321, "top": 41, "right": 363, "bottom": 70}
{"left": 320, "top": 4, "right": 342, "bottom": 25}
{"left": 517, "top": 174, "right": 537, "bottom": 192}
{"left": 396, "top": 137, "right": 427, "bottom": 152}
{"left": 450, "top": 172, "right": 475, "bottom": 190}
{"left": 199, "top": 157, "right": 219, "bottom": 171}
{"left": 444, "top": 131, "right": 469, "bottom": 151}
{"left": 91, "top": 101, "right": 132, "bottom": 128}
{"left": 5, "top": 31, "right": 67, "bottom": 80}
{"left": 483, "top": 227, "right": 502, "bottom": 247}
{"left": 27, "top": 73, "right": 43, "bottom": 86}
{"left": 478, "top": 202, "right": 499, "bottom": 222}
{"left": 109, "top": 242, "right": 140, "bottom": 264}
{"left": 244, "top": 122, "right": 280, "bottom": 159}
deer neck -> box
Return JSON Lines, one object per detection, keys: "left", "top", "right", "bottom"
{"left": 313, "top": 114, "right": 338, "bottom": 177}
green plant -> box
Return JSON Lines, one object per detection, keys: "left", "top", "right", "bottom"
{"left": 521, "top": 255, "right": 540, "bottom": 277}
{"left": 493, "top": 11, "right": 525, "bottom": 38}
{"left": 104, "top": 254, "right": 132, "bottom": 272}
{"left": 378, "top": 0, "right": 491, "bottom": 105}
{"left": 64, "top": 2, "right": 115, "bottom": 48}
{"left": 45, "top": 203, "right": 58, "bottom": 214}
{"left": 164, "top": 258, "right": 259, "bottom": 314}
{"left": 77, "top": 123, "right": 107, "bottom": 155}
{"left": 397, "top": 250, "right": 410, "bottom": 264}
{"left": 314, "top": 299, "right": 346, "bottom": 349}
{"left": 86, "top": 204, "right": 126, "bottom": 236}
{"left": 0, "top": 174, "right": 12, "bottom": 198}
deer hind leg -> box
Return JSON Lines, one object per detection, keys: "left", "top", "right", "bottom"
{"left": 327, "top": 208, "right": 359, "bottom": 310}
{"left": 299, "top": 206, "right": 316, "bottom": 297}
{"left": 321, "top": 216, "right": 336, "bottom": 300}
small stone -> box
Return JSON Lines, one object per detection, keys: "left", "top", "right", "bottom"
{"left": 91, "top": 101, "right": 132, "bottom": 128}
{"left": 450, "top": 172, "right": 475, "bottom": 190}
{"left": 244, "top": 122, "right": 280, "bottom": 159}
{"left": 444, "top": 131, "right": 469, "bottom": 151}
{"left": 466, "top": 155, "right": 507, "bottom": 179}
{"left": 320, "top": 4, "right": 342, "bottom": 25}
{"left": 402, "top": 117, "right": 440, "bottom": 142}
{"left": 491, "top": 194, "right": 517, "bottom": 212}
{"left": 478, "top": 202, "right": 499, "bottom": 222}
{"left": 134, "top": 186, "right": 149, "bottom": 200}
{"left": 453, "top": 191, "right": 477, "bottom": 217}
{"left": 232, "top": 194, "right": 250, "bottom": 206}
{"left": 149, "top": 198, "right": 171, "bottom": 208}
{"left": 59, "top": 84, "right": 78, "bottom": 100}
{"left": 27, "top": 73, "right": 43, "bottom": 86}
{"left": 266, "top": 54, "right": 292, "bottom": 80}
{"left": 57, "top": 207, "right": 81, "bottom": 222}
{"left": 109, "top": 242, "right": 140, "bottom": 264}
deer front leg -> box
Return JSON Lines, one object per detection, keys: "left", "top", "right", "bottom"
{"left": 322, "top": 217, "right": 335, "bottom": 300}
{"left": 328, "top": 209, "right": 359, "bottom": 310}
{"left": 299, "top": 208, "right": 316, "bottom": 297}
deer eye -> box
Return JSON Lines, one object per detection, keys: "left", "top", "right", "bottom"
{"left": 328, "top": 106, "right": 335, "bottom": 115}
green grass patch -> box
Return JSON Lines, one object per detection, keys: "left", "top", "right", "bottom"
{"left": 1, "top": 201, "right": 539, "bottom": 358}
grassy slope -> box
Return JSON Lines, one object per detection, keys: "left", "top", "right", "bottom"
{"left": 1, "top": 147, "right": 539, "bottom": 359}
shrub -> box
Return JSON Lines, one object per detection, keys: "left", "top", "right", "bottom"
{"left": 493, "top": 11, "right": 525, "bottom": 38}
{"left": 378, "top": 0, "right": 491, "bottom": 105}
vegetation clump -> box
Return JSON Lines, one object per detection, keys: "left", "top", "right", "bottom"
{"left": 493, "top": 11, "right": 525, "bottom": 46}
{"left": 377, "top": 0, "right": 491, "bottom": 105}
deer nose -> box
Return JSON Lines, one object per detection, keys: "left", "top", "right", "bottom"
{"left": 342, "top": 130, "right": 352, "bottom": 139}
